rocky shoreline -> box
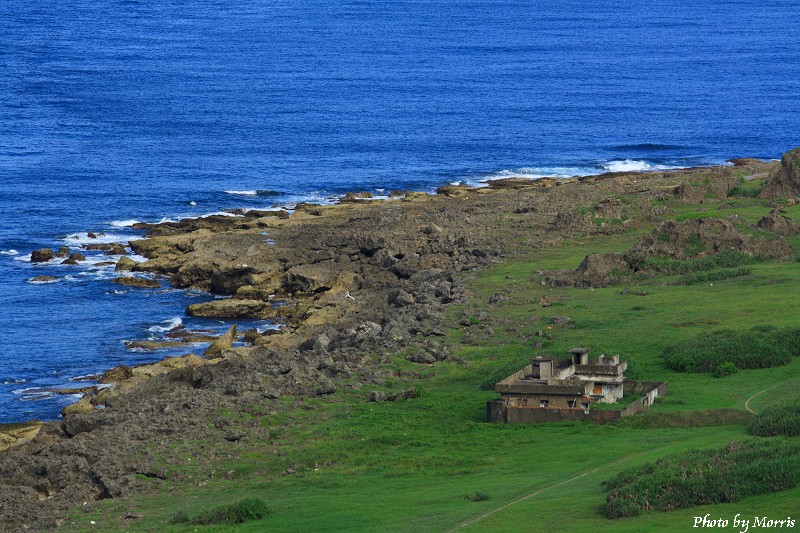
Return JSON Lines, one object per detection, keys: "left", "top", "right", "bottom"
{"left": 2, "top": 151, "right": 797, "bottom": 529}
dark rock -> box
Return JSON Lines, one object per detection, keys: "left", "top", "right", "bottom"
{"left": 100, "top": 366, "right": 134, "bottom": 383}
{"left": 204, "top": 325, "right": 237, "bottom": 359}
{"left": 488, "top": 292, "right": 508, "bottom": 304}
{"left": 389, "top": 289, "right": 415, "bottom": 307}
{"left": 30, "top": 248, "right": 55, "bottom": 263}
{"left": 115, "top": 256, "right": 137, "bottom": 271}
{"left": 406, "top": 352, "right": 436, "bottom": 364}
{"left": 262, "top": 388, "right": 281, "bottom": 399}
{"left": 61, "top": 413, "right": 104, "bottom": 437}
{"left": 549, "top": 316, "right": 572, "bottom": 326}
{"left": 727, "top": 157, "right": 763, "bottom": 166}
{"left": 30, "top": 275, "right": 58, "bottom": 284}
{"left": 368, "top": 391, "right": 387, "bottom": 402}
{"left": 112, "top": 277, "right": 160, "bottom": 289}
{"left": 186, "top": 299, "right": 271, "bottom": 318}
{"left": 316, "top": 383, "right": 336, "bottom": 395}
{"left": 56, "top": 246, "right": 70, "bottom": 258}
{"left": 61, "top": 252, "right": 86, "bottom": 265}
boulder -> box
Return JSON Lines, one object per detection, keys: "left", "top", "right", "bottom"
{"left": 186, "top": 299, "right": 271, "bottom": 318}
{"left": 727, "top": 157, "right": 764, "bottom": 167}
{"left": 56, "top": 246, "right": 70, "bottom": 258}
{"left": 204, "top": 325, "right": 237, "bottom": 359}
{"left": 283, "top": 261, "right": 348, "bottom": 294}
{"left": 759, "top": 147, "right": 800, "bottom": 199}
{"left": 60, "top": 395, "right": 95, "bottom": 416}
{"left": 61, "top": 252, "right": 86, "bottom": 265}
{"left": 105, "top": 244, "right": 127, "bottom": 255}
{"left": 628, "top": 218, "right": 792, "bottom": 260}
{"left": 112, "top": 276, "right": 160, "bottom": 288}
{"left": 99, "top": 365, "right": 134, "bottom": 383}
{"left": 406, "top": 352, "right": 436, "bottom": 364}
{"left": 574, "top": 253, "right": 629, "bottom": 288}
{"left": 368, "top": 391, "right": 388, "bottom": 402}
{"left": 757, "top": 210, "right": 800, "bottom": 236}
{"left": 388, "top": 289, "right": 415, "bottom": 307}
{"left": 30, "top": 276, "right": 58, "bottom": 284}
{"left": 340, "top": 191, "right": 373, "bottom": 202}
{"left": 115, "top": 256, "right": 137, "bottom": 271}
{"left": 30, "top": 248, "right": 55, "bottom": 263}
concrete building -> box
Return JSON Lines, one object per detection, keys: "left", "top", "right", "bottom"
{"left": 487, "top": 348, "right": 668, "bottom": 424}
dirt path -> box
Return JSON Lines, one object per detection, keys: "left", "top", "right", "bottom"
{"left": 744, "top": 384, "right": 780, "bottom": 414}
{"left": 743, "top": 172, "right": 769, "bottom": 181}
{"left": 445, "top": 454, "right": 642, "bottom": 532}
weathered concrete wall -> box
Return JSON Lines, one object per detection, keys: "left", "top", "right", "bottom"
{"left": 488, "top": 381, "right": 668, "bottom": 424}
{"left": 487, "top": 401, "right": 621, "bottom": 424}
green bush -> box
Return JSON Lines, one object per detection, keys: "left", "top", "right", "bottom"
{"left": 173, "top": 498, "right": 270, "bottom": 526}
{"left": 663, "top": 326, "right": 800, "bottom": 374}
{"left": 642, "top": 250, "right": 755, "bottom": 276}
{"left": 714, "top": 362, "right": 738, "bottom": 378}
{"left": 728, "top": 180, "right": 765, "bottom": 198}
{"left": 464, "top": 491, "right": 490, "bottom": 502}
{"left": 603, "top": 439, "right": 800, "bottom": 518}
{"left": 679, "top": 267, "right": 752, "bottom": 285}
{"left": 748, "top": 397, "right": 800, "bottom": 437}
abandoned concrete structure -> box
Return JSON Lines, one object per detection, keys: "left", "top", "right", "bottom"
{"left": 487, "top": 348, "right": 668, "bottom": 424}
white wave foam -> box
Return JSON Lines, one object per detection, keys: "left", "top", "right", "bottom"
{"left": 225, "top": 190, "right": 259, "bottom": 196}
{"left": 62, "top": 232, "right": 138, "bottom": 245}
{"left": 0, "top": 249, "right": 19, "bottom": 256}
{"left": 3, "top": 378, "right": 28, "bottom": 385}
{"left": 199, "top": 211, "right": 241, "bottom": 218}
{"left": 147, "top": 317, "right": 183, "bottom": 333}
{"left": 27, "top": 277, "right": 60, "bottom": 284}
{"left": 601, "top": 159, "right": 678, "bottom": 173}
{"left": 13, "top": 254, "right": 32, "bottom": 262}
{"left": 109, "top": 219, "right": 141, "bottom": 228}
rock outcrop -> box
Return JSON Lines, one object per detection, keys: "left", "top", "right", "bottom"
{"left": 30, "top": 249, "right": 55, "bottom": 263}
{"left": 757, "top": 209, "right": 800, "bottom": 236}
{"left": 628, "top": 218, "right": 792, "bottom": 260}
{"left": 760, "top": 147, "right": 800, "bottom": 199}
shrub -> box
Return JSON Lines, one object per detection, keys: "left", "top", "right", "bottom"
{"left": 678, "top": 267, "right": 752, "bottom": 285}
{"left": 464, "top": 491, "right": 490, "bottom": 502}
{"left": 714, "top": 362, "right": 738, "bottom": 378}
{"left": 728, "top": 181, "right": 764, "bottom": 198}
{"left": 748, "top": 397, "right": 800, "bottom": 437}
{"left": 663, "top": 326, "right": 800, "bottom": 374}
{"left": 172, "top": 498, "right": 270, "bottom": 526}
{"left": 603, "top": 439, "right": 800, "bottom": 518}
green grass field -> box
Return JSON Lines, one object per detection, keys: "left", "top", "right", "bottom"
{"left": 74, "top": 196, "right": 800, "bottom": 532}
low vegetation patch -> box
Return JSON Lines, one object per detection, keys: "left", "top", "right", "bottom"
{"left": 170, "top": 497, "right": 269, "bottom": 525}
{"left": 618, "top": 409, "right": 753, "bottom": 429}
{"left": 748, "top": 396, "right": 800, "bottom": 437}
{"left": 728, "top": 179, "right": 765, "bottom": 198}
{"left": 678, "top": 267, "right": 752, "bottom": 285}
{"left": 641, "top": 250, "right": 756, "bottom": 275}
{"left": 603, "top": 439, "right": 800, "bottom": 518}
{"left": 663, "top": 325, "right": 800, "bottom": 373}
{"left": 464, "top": 491, "right": 490, "bottom": 502}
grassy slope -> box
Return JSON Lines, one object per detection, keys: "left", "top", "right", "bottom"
{"left": 77, "top": 198, "right": 800, "bottom": 532}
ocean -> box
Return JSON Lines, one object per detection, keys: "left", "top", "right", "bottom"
{"left": 1, "top": 0, "right": 799, "bottom": 422}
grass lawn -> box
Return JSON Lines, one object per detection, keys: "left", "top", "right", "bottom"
{"left": 74, "top": 195, "right": 800, "bottom": 531}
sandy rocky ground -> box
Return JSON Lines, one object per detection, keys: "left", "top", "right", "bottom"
{"left": 2, "top": 148, "right": 799, "bottom": 530}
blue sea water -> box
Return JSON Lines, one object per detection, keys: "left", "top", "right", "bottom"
{"left": 1, "top": 0, "right": 799, "bottom": 422}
